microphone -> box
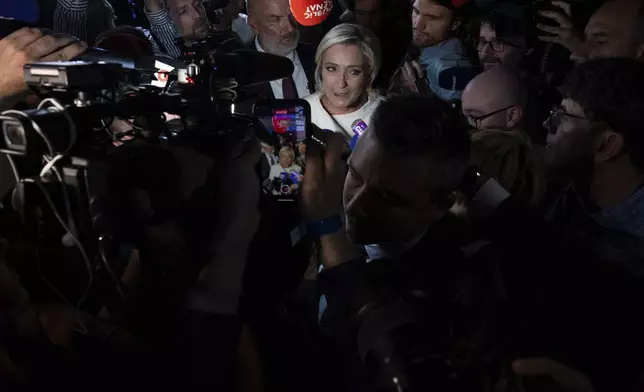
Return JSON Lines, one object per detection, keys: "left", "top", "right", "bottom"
{"left": 437, "top": 66, "right": 478, "bottom": 91}
{"left": 76, "top": 47, "right": 136, "bottom": 69}
{"left": 350, "top": 118, "right": 367, "bottom": 151}
{"left": 214, "top": 49, "right": 294, "bottom": 86}
{"left": 74, "top": 48, "right": 293, "bottom": 88}
{"left": 290, "top": 0, "right": 333, "bottom": 26}
{"left": 351, "top": 119, "right": 367, "bottom": 137}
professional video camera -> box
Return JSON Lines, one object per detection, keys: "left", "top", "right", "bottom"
{"left": 0, "top": 31, "right": 294, "bottom": 331}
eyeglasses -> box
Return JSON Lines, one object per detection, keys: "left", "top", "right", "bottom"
{"left": 463, "top": 106, "right": 514, "bottom": 128}
{"left": 477, "top": 38, "right": 522, "bottom": 53}
{"left": 545, "top": 108, "right": 587, "bottom": 134}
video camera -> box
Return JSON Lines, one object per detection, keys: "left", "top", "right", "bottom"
{"left": 0, "top": 31, "right": 294, "bottom": 326}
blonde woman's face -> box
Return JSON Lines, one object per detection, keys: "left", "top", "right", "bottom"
{"left": 321, "top": 43, "right": 368, "bottom": 113}
{"left": 280, "top": 151, "right": 293, "bottom": 167}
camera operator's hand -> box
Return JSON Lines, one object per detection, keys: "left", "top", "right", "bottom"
{"left": 0, "top": 28, "right": 87, "bottom": 103}
{"left": 513, "top": 358, "right": 595, "bottom": 392}
{"left": 301, "top": 129, "right": 346, "bottom": 221}
{"left": 537, "top": 1, "right": 588, "bottom": 61}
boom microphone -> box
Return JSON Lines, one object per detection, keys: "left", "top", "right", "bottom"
{"left": 75, "top": 48, "right": 294, "bottom": 87}
{"left": 213, "top": 50, "right": 294, "bottom": 86}
{"left": 290, "top": 0, "right": 333, "bottom": 26}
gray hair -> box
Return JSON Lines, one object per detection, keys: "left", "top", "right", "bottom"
{"left": 314, "top": 23, "right": 381, "bottom": 94}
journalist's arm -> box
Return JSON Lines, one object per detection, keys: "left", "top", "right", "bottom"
{"left": 143, "top": 0, "right": 182, "bottom": 58}
{"left": 53, "top": 0, "right": 89, "bottom": 41}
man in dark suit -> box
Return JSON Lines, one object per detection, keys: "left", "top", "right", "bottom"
{"left": 243, "top": 0, "right": 317, "bottom": 101}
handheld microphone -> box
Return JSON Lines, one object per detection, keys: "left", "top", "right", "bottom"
{"left": 351, "top": 119, "right": 367, "bottom": 137}
{"left": 350, "top": 119, "right": 367, "bottom": 151}
{"left": 437, "top": 66, "right": 478, "bottom": 91}
{"left": 290, "top": 0, "right": 334, "bottom": 26}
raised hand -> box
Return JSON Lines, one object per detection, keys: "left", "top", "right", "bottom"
{"left": 537, "top": 1, "right": 587, "bottom": 61}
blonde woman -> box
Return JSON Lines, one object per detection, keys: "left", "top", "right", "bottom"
{"left": 304, "top": 23, "right": 383, "bottom": 146}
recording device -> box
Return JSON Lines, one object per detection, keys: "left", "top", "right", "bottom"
{"left": 0, "top": 31, "right": 294, "bottom": 335}
{"left": 254, "top": 99, "right": 310, "bottom": 201}
{"left": 290, "top": 0, "right": 334, "bottom": 26}
{"left": 532, "top": 0, "right": 567, "bottom": 28}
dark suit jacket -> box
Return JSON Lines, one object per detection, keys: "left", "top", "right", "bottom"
{"left": 240, "top": 41, "right": 317, "bottom": 103}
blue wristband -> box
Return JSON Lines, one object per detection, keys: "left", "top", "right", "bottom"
{"left": 307, "top": 215, "right": 343, "bottom": 237}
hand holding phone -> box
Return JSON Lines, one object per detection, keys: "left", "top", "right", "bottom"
{"left": 536, "top": 1, "right": 587, "bottom": 58}
{"left": 254, "top": 99, "right": 311, "bottom": 200}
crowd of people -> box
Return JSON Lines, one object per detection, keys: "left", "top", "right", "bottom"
{"left": 1, "top": 0, "right": 644, "bottom": 391}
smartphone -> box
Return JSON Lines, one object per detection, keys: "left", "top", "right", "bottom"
{"left": 253, "top": 99, "right": 311, "bottom": 201}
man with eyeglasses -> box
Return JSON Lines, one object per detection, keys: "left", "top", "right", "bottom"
{"left": 476, "top": 5, "right": 529, "bottom": 71}
{"left": 461, "top": 67, "right": 528, "bottom": 132}
{"left": 541, "top": 56, "right": 644, "bottom": 392}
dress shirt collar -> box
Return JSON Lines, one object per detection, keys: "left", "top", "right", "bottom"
{"left": 254, "top": 37, "right": 297, "bottom": 63}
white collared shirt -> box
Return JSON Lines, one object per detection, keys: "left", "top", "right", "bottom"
{"left": 254, "top": 37, "right": 311, "bottom": 99}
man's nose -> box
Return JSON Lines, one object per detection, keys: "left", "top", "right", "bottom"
{"left": 412, "top": 16, "right": 423, "bottom": 31}
{"left": 480, "top": 42, "right": 492, "bottom": 57}
{"left": 283, "top": 15, "right": 297, "bottom": 34}
{"left": 345, "top": 185, "right": 371, "bottom": 217}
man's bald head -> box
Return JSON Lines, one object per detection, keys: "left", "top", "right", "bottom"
{"left": 583, "top": 0, "right": 644, "bottom": 62}
{"left": 247, "top": 0, "right": 299, "bottom": 55}
{"left": 461, "top": 67, "right": 528, "bottom": 131}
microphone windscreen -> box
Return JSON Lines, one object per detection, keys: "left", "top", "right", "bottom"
{"left": 216, "top": 49, "right": 294, "bottom": 86}
{"left": 76, "top": 47, "right": 135, "bottom": 69}
{"left": 437, "top": 67, "right": 478, "bottom": 91}
{"left": 290, "top": 0, "right": 333, "bottom": 26}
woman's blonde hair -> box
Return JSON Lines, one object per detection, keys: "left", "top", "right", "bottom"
{"left": 314, "top": 23, "right": 381, "bottom": 94}
{"left": 470, "top": 130, "right": 545, "bottom": 208}
{"left": 279, "top": 146, "right": 295, "bottom": 161}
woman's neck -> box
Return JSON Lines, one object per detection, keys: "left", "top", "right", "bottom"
{"left": 321, "top": 94, "right": 367, "bottom": 116}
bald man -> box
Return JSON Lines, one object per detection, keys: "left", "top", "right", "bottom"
{"left": 538, "top": 0, "right": 644, "bottom": 63}
{"left": 244, "top": 0, "right": 315, "bottom": 99}
{"left": 583, "top": 0, "right": 644, "bottom": 62}
{"left": 461, "top": 67, "right": 528, "bottom": 132}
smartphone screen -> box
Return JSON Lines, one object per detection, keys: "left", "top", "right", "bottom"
{"left": 254, "top": 99, "right": 310, "bottom": 200}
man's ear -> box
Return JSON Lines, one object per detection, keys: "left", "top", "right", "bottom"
{"left": 594, "top": 128, "right": 625, "bottom": 164}
{"left": 248, "top": 16, "right": 260, "bottom": 35}
{"left": 506, "top": 106, "right": 523, "bottom": 129}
